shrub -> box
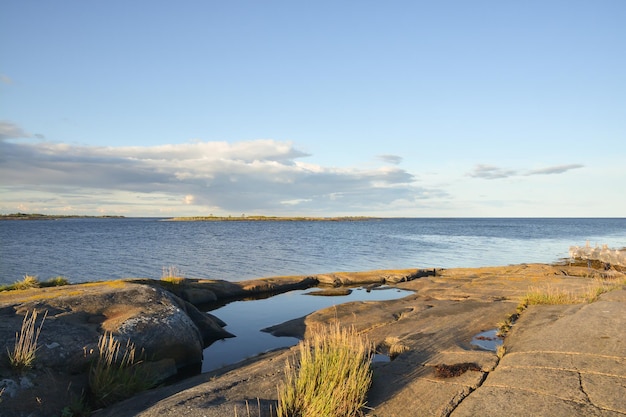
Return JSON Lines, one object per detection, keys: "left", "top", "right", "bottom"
{"left": 89, "top": 333, "right": 153, "bottom": 407}
{"left": 41, "top": 276, "right": 70, "bottom": 287}
{"left": 277, "top": 323, "right": 373, "bottom": 417}
{"left": 8, "top": 309, "right": 47, "bottom": 369}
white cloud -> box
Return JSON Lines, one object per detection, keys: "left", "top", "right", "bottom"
{"left": 0, "top": 121, "right": 32, "bottom": 140}
{"left": 468, "top": 163, "right": 584, "bottom": 180}
{"left": 0, "top": 121, "right": 45, "bottom": 141}
{"left": 377, "top": 154, "right": 403, "bottom": 165}
{"left": 525, "top": 164, "right": 584, "bottom": 176}
{"left": 0, "top": 137, "right": 442, "bottom": 216}
{"left": 280, "top": 198, "right": 312, "bottom": 206}
{"left": 468, "top": 164, "right": 518, "bottom": 179}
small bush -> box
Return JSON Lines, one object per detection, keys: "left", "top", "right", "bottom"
{"left": 8, "top": 309, "right": 47, "bottom": 369}
{"left": 41, "top": 276, "right": 70, "bottom": 287}
{"left": 89, "top": 333, "right": 153, "bottom": 407}
{"left": 277, "top": 323, "right": 373, "bottom": 417}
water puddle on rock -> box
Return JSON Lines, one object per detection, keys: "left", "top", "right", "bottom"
{"left": 471, "top": 329, "right": 502, "bottom": 351}
{"left": 202, "top": 286, "right": 411, "bottom": 372}
{"left": 372, "top": 353, "right": 392, "bottom": 363}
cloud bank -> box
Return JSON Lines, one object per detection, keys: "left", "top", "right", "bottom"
{"left": 0, "top": 135, "right": 438, "bottom": 215}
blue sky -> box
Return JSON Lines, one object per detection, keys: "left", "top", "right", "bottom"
{"left": 1, "top": 1, "right": 625, "bottom": 217}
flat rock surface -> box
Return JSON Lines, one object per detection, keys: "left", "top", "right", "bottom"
{"left": 97, "top": 264, "right": 626, "bottom": 417}
{"left": 451, "top": 288, "right": 626, "bottom": 417}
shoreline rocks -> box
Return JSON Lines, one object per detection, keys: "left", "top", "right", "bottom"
{"left": 1, "top": 263, "right": 624, "bottom": 416}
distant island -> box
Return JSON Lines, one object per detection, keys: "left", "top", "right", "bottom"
{"left": 0, "top": 213, "right": 125, "bottom": 220}
{"left": 165, "top": 215, "right": 379, "bottom": 222}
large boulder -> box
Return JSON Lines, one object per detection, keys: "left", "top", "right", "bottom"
{"left": 0, "top": 281, "right": 233, "bottom": 375}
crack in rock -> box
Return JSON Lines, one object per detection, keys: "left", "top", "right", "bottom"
{"left": 441, "top": 371, "right": 489, "bottom": 417}
{"left": 577, "top": 371, "right": 592, "bottom": 405}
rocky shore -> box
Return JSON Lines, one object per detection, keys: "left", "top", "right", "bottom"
{"left": 1, "top": 262, "right": 624, "bottom": 416}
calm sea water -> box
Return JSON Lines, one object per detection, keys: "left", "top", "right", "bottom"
{"left": 1, "top": 218, "right": 625, "bottom": 285}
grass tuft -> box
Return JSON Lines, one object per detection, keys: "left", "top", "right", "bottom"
{"left": 277, "top": 322, "right": 373, "bottom": 417}
{"left": 161, "top": 266, "right": 185, "bottom": 284}
{"left": 13, "top": 275, "right": 41, "bottom": 290}
{"left": 60, "top": 391, "right": 91, "bottom": 417}
{"left": 521, "top": 285, "right": 579, "bottom": 305}
{"left": 521, "top": 280, "right": 623, "bottom": 307}
{"left": 380, "top": 336, "right": 409, "bottom": 360}
{"left": 8, "top": 309, "right": 47, "bottom": 369}
{"left": 89, "top": 332, "right": 153, "bottom": 407}
{"left": 41, "top": 276, "right": 70, "bottom": 287}
{"left": 496, "top": 345, "right": 506, "bottom": 359}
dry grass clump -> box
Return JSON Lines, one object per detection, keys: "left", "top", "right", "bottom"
{"left": 277, "top": 323, "right": 373, "bottom": 417}
{"left": 379, "top": 336, "right": 409, "bottom": 360}
{"left": 8, "top": 309, "right": 47, "bottom": 369}
{"left": 521, "top": 280, "right": 623, "bottom": 307}
{"left": 89, "top": 332, "right": 153, "bottom": 407}
{"left": 161, "top": 265, "right": 185, "bottom": 284}
{"left": 521, "top": 285, "right": 579, "bottom": 306}
{"left": 1, "top": 275, "right": 70, "bottom": 292}
{"left": 496, "top": 345, "right": 506, "bottom": 359}
{"left": 12, "top": 275, "right": 41, "bottom": 290}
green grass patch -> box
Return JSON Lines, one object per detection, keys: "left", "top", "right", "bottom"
{"left": 277, "top": 323, "right": 373, "bottom": 417}
{"left": 40, "top": 276, "right": 70, "bottom": 287}
{"left": 89, "top": 333, "right": 154, "bottom": 408}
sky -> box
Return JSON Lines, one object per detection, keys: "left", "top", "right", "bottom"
{"left": 1, "top": 1, "right": 625, "bottom": 217}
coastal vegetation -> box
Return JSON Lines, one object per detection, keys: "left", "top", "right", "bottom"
{"left": 89, "top": 333, "right": 153, "bottom": 408}
{"left": 1, "top": 261, "right": 624, "bottom": 416}
{"left": 378, "top": 336, "right": 409, "bottom": 360}
{"left": 7, "top": 309, "right": 47, "bottom": 370}
{"left": 277, "top": 323, "right": 373, "bottom": 417}
{"left": 497, "top": 275, "right": 626, "bottom": 337}
{"left": 521, "top": 279, "right": 624, "bottom": 307}
{"left": 0, "top": 275, "right": 69, "bottom": 292}
{"left": 161, "top": 265, "right": 185, "bottom": 285}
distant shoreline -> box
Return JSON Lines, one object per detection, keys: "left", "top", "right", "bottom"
{"left": 164, "top": 215, "right": 380, "bottom": 222}
{"left": 0, "top": 213, "right": 125, "bottom": 220}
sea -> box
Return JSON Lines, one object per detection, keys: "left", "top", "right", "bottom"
{"left": 1, "top": 217, "right": 625, "bottom": 285}
{"left": 2, "top": 217, "right": 626, "bottom": 371}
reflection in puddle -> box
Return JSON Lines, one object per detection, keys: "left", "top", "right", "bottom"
{"left": 202, "top": 287, "right": 411, "bottom": 372}
{"left": 471, "top": 329, "right": 502, "bottom": 351}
